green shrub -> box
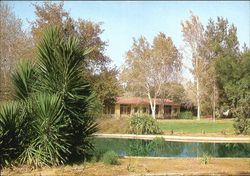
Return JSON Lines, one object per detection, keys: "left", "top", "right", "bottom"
{"left": 87, "top": 149, "right": 104, "bottom": 163}
{"left": 129, "top": 114, "right": 161, "bottom": 134}
{"left": 89, "top": 156, "right": 98, "bottom": 163}
{"left": 201, "top": 153, "right": 211, "bottom": 164}
{"left": 101, "top": 151, "right": 119, "bottom": 165}
{"left": 179, "top": 111, "right": 193, "bottom": 119}
{"left": 233, "top": 107, "right": 250, "bottom": 135}
{"left": 127, "top": 159, "right": 136, "bottom": 172}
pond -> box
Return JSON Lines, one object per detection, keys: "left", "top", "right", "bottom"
{"left": 93, "top": 138, "right": 250, "bottom": 158}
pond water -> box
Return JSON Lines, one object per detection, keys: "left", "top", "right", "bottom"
{"left": 93, "top": 138, "right": 250, "bottom": 158}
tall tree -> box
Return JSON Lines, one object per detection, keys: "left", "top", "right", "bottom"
{"left": 182, "top": 15, "right": 240, "bottom": 121}
{"left": 161, "top": 82, "right": 186, "bottom": 104}
{"left": 31, "top": 2, "right": 120, "bottom": 108}
{"left": 215, "top": 49, "right": 250, "bottom": 134}
{"left": 181, "top": 13, "right": 205, "bottom": 120}
{"left": 120, "top": 33, "right": 182, "bottom": 119}
{"left": 88, "top": 67, "right": 122, "bottom": 113}
{"left": 200, "top": 17, "right": 240, "bottom": 120}
{"left": 0, "top": 2, "right": 33, "bottom": 101}
{"left": 183, "top": 80, "right": 197, "bottom": 108}
{"left": 31, "top": 1, "right": 110, "bottom": 73}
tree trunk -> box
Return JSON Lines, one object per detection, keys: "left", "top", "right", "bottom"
{"left": 148, "top": 93, "right": 156, "bottom": 119}
{"left": 212, "top": 80, "right": 216, "bottom": 122}
{"left": 152, "top": 107, "right": 156, "bottom": 119}
{"left": 150, "top": 100, "right": 156, "bottom": 119}
{"left": 197, "top": 77, "right": 201, "bottom": 120}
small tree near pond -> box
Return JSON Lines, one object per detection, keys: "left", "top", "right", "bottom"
{"left": 129, "top": 114, "right": 161, "bottom": 134}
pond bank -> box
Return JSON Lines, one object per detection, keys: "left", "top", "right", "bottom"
{"left": 2, "top": 158, "right": 250, "bottom": 176}
{"left": 94, "top": 133, "right": 250, "bottom": 143}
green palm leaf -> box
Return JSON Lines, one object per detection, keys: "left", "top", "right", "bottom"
{"left": 0, "top": 101, "right": 26, "bottom": 166}
{"left": 19, "top": 94, "right": 70, "bottom": 167}
{"left": 12, "top": 61, "right": 36, "bottom": 100}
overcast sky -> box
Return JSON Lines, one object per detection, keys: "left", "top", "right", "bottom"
{"left": 7, "top": 1, "right": 250, "bottom": 80}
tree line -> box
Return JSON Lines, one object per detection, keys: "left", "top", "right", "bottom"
{"left": 119, "top": 13, "right": 249, "bottom": 132}
{"left": 181, "top": 14, "right": 249, "bottom": 133}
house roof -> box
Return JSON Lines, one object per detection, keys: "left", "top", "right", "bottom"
{"left": 116, "top": 97, "right": 180, "bottom": 106}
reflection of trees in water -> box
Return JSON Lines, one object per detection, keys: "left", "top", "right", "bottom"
{"left": 217, "top": 143, "right": 250, "bottom": 157}
{"left": 127, "top": 139, "right": 151, "bottom": 156}
{"left": 127, "top": 138, "right": 185, "bottom": 157}
{"left": 183, "top": 143, "right": 250, "bottom": 157}
{"left": 93, "top": 138, "right": 250, "bottom": 158}
{"left": 93, "top": 138, "right": 128, "bottom": 157}
{"left": 196, "top": 143, "right": 219, "bottom": 157}
{"left": 153, "top": 141, "right": 184, "bottom": 156}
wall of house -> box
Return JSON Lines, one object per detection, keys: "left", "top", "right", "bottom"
{"left": 113, "top": 104, "right": 180, "bottom": 119}
{"left": 115, "top": 104, "right": 120, "bottom": 118}
{"left": 170, "top": 105, "right": 180, "bottom": 119}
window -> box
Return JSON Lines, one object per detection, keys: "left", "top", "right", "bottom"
{"left": 156, "top": 105, "right": 159, "bottom": 115}
{"left": 120, "top": 104, "right": 131, "bottom": 115}
{"left": 173, "top": 108, "right": 178, "bottom": 113}
{"left": 104, "top": 105, "right": 115, "bottom": 114}
{"left": 134, "top": 107, "right": 138, "bottom": 113}
{"left": 164, "top": 105, "right": 171, "bottom": 114}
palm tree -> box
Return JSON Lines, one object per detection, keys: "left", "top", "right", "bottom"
{"left": 35, "top": 27, "right": 98, "bottom": 162}
{"left": 0, "top": 26, "right": 98, "bottom": 167}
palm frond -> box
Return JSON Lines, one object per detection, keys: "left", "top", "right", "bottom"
{"left": 19, "top": 94, "right": 70, "bottom": 167}
{"left": 0, "top": 101, "right": 26, "bottom": 166}
{"left": 12, "top": 61, "right": 36, "bottom": 100}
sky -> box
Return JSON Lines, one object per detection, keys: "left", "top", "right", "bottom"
{"left": 7, "top": 1, "right": 250, "bottom": 80}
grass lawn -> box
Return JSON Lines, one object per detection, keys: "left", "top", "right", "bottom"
{"left": 97, "top": 118, "right": 249, "bottom": 136}
{"left": 2, "top": 158, "right": 250, "bottom": 176}
{"left": 158, "top": 119, "right": 235, "bottom": 135}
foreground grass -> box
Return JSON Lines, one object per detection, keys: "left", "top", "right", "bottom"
{"left": 2, "top": 158, "right": 250, "bottom": 176}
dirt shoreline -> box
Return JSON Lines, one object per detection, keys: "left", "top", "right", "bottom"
{"left": 2, "top": 158, "right": 250, "bottom": 176}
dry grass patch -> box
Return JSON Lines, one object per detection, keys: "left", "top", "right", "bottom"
{"left": 2, "top": 158, "right": 250, "bottom": 176}
{"left": 97, "top": 117, "right": 129, "bottom": 134}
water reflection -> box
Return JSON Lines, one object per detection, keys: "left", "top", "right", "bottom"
{"left": 93, "top": 138, "right": 250, "bottom": 158}
{"left": 217, "top": 143, "right": 250, "bottom": 157}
